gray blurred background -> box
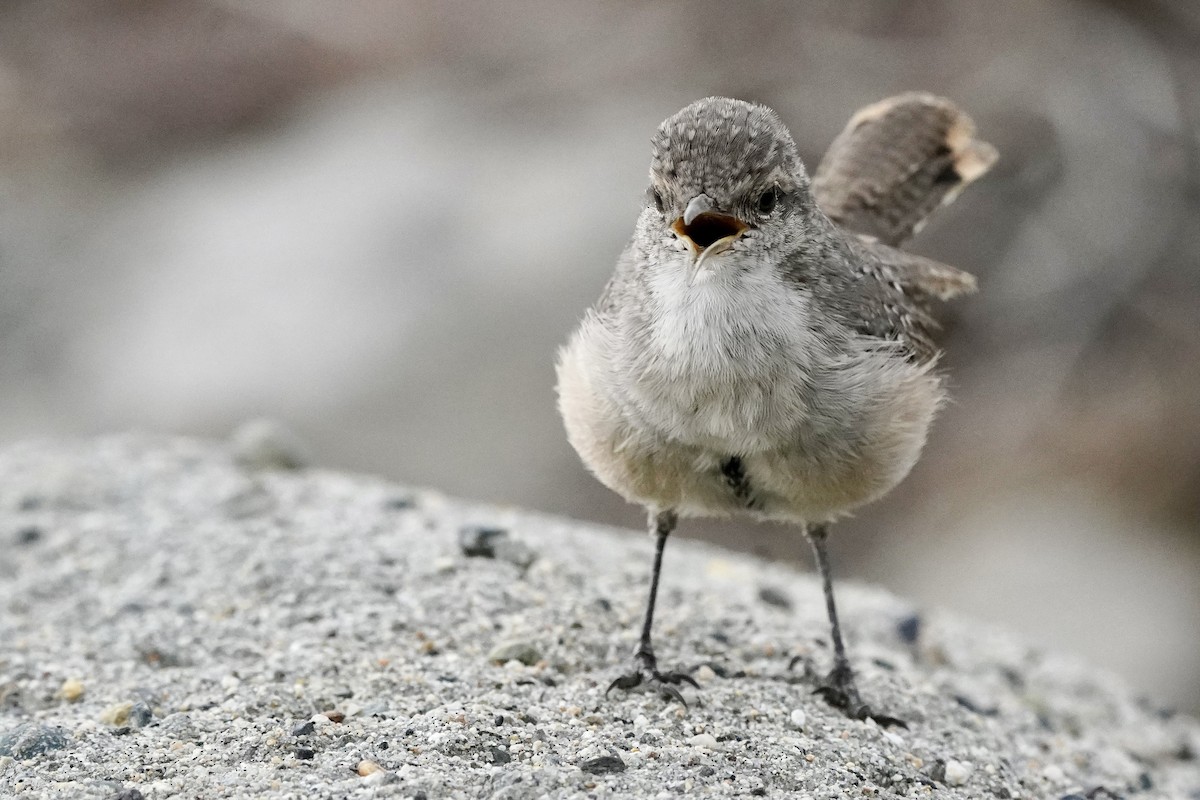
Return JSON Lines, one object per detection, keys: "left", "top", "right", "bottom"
{"left": 2, "top": 1, "right": 1198, "bottom": 711}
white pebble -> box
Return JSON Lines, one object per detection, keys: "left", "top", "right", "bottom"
{"left": 693, "top": 665, "right": 717, "bottom": 684}
{"left": 1042, "top": 764, "right": 1065, "bottom": 782}
{"left": 362, "top": 769, "right": 390, "bottom": 785}
{"left": 789, "top": 709, "right": 807, "bottom": 729}
{"left": 688, "top": 733, "right": 721, "bottom": 750}
{"left": 944, "top": 758, "right": 972, "bottom": 786}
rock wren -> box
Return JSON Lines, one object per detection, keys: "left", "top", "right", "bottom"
{"left": 556, "top": 94, "right": 996, "bottom": 722}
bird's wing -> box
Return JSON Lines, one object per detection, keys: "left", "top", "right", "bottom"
{"left": 806, "top": 234, "right": 977, "bottom": 364}
{"left": 812, "top": 92, "right": 997, "bottom": 247}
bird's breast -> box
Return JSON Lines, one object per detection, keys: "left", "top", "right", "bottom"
{"left": 623, "top": 265, "right": 819, "bottom": 451}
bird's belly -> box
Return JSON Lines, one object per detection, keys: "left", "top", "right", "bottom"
{"left": 557, "top": 309, "right": 944, "bottom": 523}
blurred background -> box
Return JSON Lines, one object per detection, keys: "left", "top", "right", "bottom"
{"left": 1, "top": 0, "right": 1197, "bottom": 711}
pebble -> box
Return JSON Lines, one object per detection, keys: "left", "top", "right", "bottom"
{"left": 60, "top": 678, "right": 85, "bottom": 702}
{"left": 356, "top": 759, "right": 384, "bottom": 776}
{"left": 362, "top": 768, "right": 393, "bottom": 785}
{"left": 944, "top": 759, "right": 972, "bottom": 786}
{"left": 113, "top": 790, "right": 146, "bottom": 800}
{"left": 688, "top": 733, "right": 721, "bottom": 750}
{"left": 757, "top": 585, "right": 792, "bottom": 609}
{"left": 129, "top": 701, "right": 153, "bottom": 728}
{"left": 100, "top": 702, "right": 134, "bottom": 726}
{"left": 15, "top": 525, "right": 42, "bottom": 545}
{"left": 896, "top": 614, "right": 922, "bottom": 644}
{"left": 693, "top": 664, "right": 717, "bottom": 685}
{"left": 295, "top": 747, "right": 315, "bottom": 760}
{"left": 459, "top": 526, "right": 509, "bottom": 558}
{"left": 789, "top": 709, "right": 807, "bottom": 730}
{"left": 487, "top": 639, "right": 541, "bottom": 666}
{"left": 0, "top": 723, "right": 70, "bottom": 758}
{"left": 458, "top": 526, "right": 537, "bottom": 569}
{"left": 579, "top": 754, "right": 626, "bottom": 774}
{"left": 291, "top": 720, "right": 315, "bottom": 737}
{"left": 1043, "top": 764, "right": 1065, "bottom": 782}
{"left": 230, "top": 418, "right": 311, "bottom": 470}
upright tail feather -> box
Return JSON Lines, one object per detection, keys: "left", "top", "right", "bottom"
{"left": 812, "top": 92, "right": 997, "bottom": 247}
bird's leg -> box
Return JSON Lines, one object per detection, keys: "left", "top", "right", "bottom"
{"left": 606, "top": 509, "right": 699, "bottom": 707}
{"left": 805, "top": 523, "right": 905, "bottom": 727}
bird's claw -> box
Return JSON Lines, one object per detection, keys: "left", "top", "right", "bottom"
{"left": 605, "top": 652, "right": 700, "bottom": 708}
{"left": 813, "top": 666, "right": 906, "bottom": 729}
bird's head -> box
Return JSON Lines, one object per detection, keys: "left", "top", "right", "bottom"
{"left": 643, "top": 97, "right": 813, "bottom": 279}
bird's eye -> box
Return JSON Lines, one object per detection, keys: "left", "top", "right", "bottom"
{"left": 650, "top": 189, "right": 665, "bottom": 213}
{"left": 757, "top": 186, "right": 779, "bottom": 216}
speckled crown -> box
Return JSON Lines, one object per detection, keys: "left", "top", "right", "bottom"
{"left": 649, "top": 97, "right": 802, "bottom": 197}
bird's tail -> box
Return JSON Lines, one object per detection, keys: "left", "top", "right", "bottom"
{"left": 812, "top": 92, "right": 997, "bottom": 247}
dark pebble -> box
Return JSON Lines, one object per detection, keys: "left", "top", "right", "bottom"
{"left": 1059, "top": 795, "right": 1086, "bottom": 800}
{"left": 698, "top": 766, "right": 715, "bottom": 777}
{"left": 295, "top": 747, "right": 315, "bottom": 760}
{"left": 580, "top": 755, "right": 626, "bottom": 775}
{"left": 459, "top": 526, "right": 508, "bottom": 558}
{"left": 413, "top": 792, "right": 427, "bottom": 800}
{"left": 757, "top": 585, "right": 791, "bottom": 609}
{"left": 113, "top": 790, "right": 146, "bottom": 800}
{"left": 751, "top": 787, "right": 767, "bottom": 796}
{"left": 896, "top": 614, "right": 922, "bottom": 644}
{"left": 292, "top": 720, "right": 315, "bottom": 737}
{"left": 384, "top": 495, "right": 415, "bottom": 511}
{"left": 15, "top": 526, "right": 42, "bottom": 545}
{"left": 494, "top": 714, "right": 505, "bottom": 726}
{"left": 129, "top": 702, "right": 153, "bottom": 728}
{"left": 113, "top": 726, "right": 132, "bottom": 736}
{"left": 0, "top": 723, "right": 70, "bottom": 757}
{"left": 490, "top": 746, "right": 511, "bottom": 764}
{"left": 954, "top": 694, "right": 998, "bottom": 716}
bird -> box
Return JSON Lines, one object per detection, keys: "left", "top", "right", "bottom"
{"left": 555, "top": 93, "right": 997, "bottom": 723}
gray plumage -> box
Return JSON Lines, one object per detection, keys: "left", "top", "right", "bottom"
{"left": 560, "top": 95, "right": 994, "bottom": 522}
{"left": 555, "top": 94, "right": 995, "bottom": 717}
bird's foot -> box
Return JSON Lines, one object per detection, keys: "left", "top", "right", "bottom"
{"left": 606, "top": 649, "right": 700, "bottom": 708}
{"left": 813, "top": 662, "right": 906, "bottom": 729}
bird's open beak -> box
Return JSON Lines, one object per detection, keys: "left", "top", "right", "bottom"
{"left": 672, "top": 194, "right": 749, "bottom": 273}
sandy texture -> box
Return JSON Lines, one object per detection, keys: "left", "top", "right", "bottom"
{"left": 1, "top": 434, "right": 1197, "bottom": 799}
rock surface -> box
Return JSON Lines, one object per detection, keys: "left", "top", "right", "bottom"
{"left": 0, "top": 434, "right": 1197, "bottom": 799}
